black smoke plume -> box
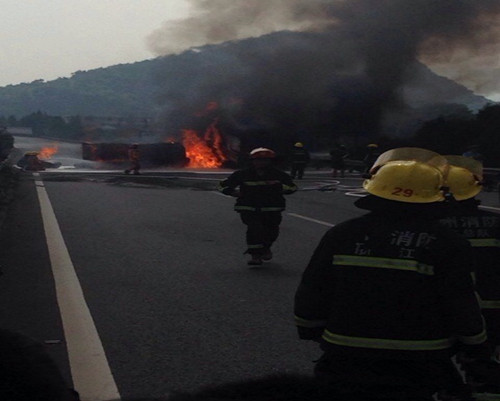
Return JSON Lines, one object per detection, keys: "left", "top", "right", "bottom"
{"left": 149, "top": 1, "right": 500, "bottom": 150}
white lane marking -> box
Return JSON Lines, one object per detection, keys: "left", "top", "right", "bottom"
{"left": 345, "top": 191, "right": 367, "bottom": 197}
{"left": 287, "top": 212, "right": 335, "bottom": 227}
{"left": 34, "top": 174, "right": 121, "bottom": 401}
{"left": 212, "top": 191, "right": 232, "bottom": 197}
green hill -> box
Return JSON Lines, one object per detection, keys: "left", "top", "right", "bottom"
{"left": 0, "top": 31, "right": 492, "bottom": 142}
{"left": 0, "top": 60, "right": 159, "bottom": 118}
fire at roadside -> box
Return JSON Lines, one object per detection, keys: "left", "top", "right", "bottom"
{"left": 81, "top": 142, "right": 188, "bottom": 167}
{"left": 11, "top": 103, "right": 242, "bottom": 171}
{"left": 11, "top": 128, "right": 241, "bottom": 172}
{"left": 181, "top": 118, "right": 239, "bottom": 168}
{"left": 16, "top": 145, "right": 62, "bottom": 171}
{"left": 81, "top": 119, "right": 240, "bottom": 169}
{"left": 81, "top": 139, "right": 238, "bottom": 169}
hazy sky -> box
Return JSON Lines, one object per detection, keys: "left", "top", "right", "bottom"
{"left": 1, "top": 1, "right": 499, "bottom": 102}
{"left": 0, "top": 0, "right": 191, "bottom": 86}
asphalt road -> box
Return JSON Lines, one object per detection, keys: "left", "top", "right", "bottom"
{"left": 0, "top": 161, "right": 368, "bottom": 401}
{"left": 2, "top": 136, "right": 500, "bottom": 401}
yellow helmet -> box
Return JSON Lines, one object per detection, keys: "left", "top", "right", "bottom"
{"left": 443, "top": 155, "right": 483, "bottom": 200}
{"left": 294, "top": 142, "right": 304, "bottom": 148}
{"left": 363, "top": 148, "right": 448, "bottom": 203}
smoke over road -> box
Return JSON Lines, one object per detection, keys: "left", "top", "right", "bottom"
{"left": 148, "top": 1, "right": 500, "bottom": 144}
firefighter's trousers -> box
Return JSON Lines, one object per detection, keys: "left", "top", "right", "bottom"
{"left": 314, "top": 353, "right": 472, "bottom": 400}
{"left": 239, "top": 211, "right": 282, "bottom": 255}
{"left": 291, "top": 163, "right": 306, "bottom": 179}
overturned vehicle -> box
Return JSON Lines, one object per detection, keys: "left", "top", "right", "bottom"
{"left": 16, "top": 151, "right": 61, "bottom": 171}
{"left": 81, "top": 142, "right": 189, "bottom": 167}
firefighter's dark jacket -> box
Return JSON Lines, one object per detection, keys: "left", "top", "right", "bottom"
{"left": 217, "top": 166, "right": 297, "bottom": 212}
{"left": 290, "top": 148, "right": 310, "bottom": 164}
{"left": 294, "top": 195, "right": 486, "bottom": 360}
{"left": 440, "top": 198, "right": 500, "bottom": 344}
{"left": 129, "top": 148, "right": 140, "bottom": 161}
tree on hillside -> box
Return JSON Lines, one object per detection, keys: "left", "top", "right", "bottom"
{"left": 19, "top": 111, "right": 46, "bottom": 136}
{"left": 17, "top": 112, "right": 83, "bottom": 138}
{"left": 476, "top": 105, "right": 500, "bottom": 167}
{"left": 410, "top": 104, "right": 500, "bottom": 166}
{"left": 412, "top": 116, "right": 476, "bottom": 155}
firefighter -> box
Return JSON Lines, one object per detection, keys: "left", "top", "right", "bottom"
{"left": 290, "top": 142, "right": 310, "bottom": 180}
{"left": 217, "top": 147, "right": 297, "bottom": 266}
{"left": 329, "top": 144, "right": 348, "bottom": 178}
{"left": 363, "top": 143, "right": 381, "bottom": 173}
{"left": 294, "top": 148, "right": 490, "bottom": 400}
{"left": 125, "top": 143, "right": 140, "bottom": 175}
{"left": 440, "top": 155, "right": 500, "bottom": 397}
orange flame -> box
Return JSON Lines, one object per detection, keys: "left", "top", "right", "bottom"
{"left": 39, "top": 145, "right": 58, "bottom": 159}
{"left": 182, "top": 120, "right": 227, "bottom": 168}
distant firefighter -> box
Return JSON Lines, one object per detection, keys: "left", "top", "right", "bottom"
{"left": 124, "top": 143, "right": 140, "bottom": 175}
{"left": 329, "top": 144, "right": 348, "bottom": 178}
{"left": 217, "top": 147, "right": 297, "bottom": 266}
{"left": 289, "top": 142, "right": 310, "bottom": 179}
{"left": 363, "top": 143, "right": 381, "bottom": 173}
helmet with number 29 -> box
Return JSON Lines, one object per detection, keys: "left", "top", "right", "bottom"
{"left": 363, "top": 148, "right": 448, "bottom": 203}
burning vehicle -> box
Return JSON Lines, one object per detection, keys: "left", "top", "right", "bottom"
{"left": 81, "top": 121, "right": 240, "bottom": 169}
{"left": 82, "top": 142, "right": 188, "bottom": 167}
{"left": 82, "top": 100, "right": 241, "bottom": 169}
{"left": 16, "top": 145, "right": 62, "bottom": 171}
{"left": 16, "top": 150, "right": 62, "bottom": 171}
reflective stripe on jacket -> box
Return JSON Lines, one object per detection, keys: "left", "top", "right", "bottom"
{"left": 332, "top": 255, "right": 435, "bottom": 275}
{"left": 469, "top": 238, "right": 500, "bottom": 247}
{"left": 321, "top": 330, "right": 455, "bottom": 351}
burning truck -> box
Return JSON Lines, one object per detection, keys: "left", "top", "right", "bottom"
{"left": 82, "top": 141, "right": 188, "bottom": 167}
{"left": 82, "top": 122, "right": 240, "bottom": 168}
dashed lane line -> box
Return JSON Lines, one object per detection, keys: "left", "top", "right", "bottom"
{"left": 33, "top": 173, "right": 121, "bottom": 401}
{"left": 212, "top": 191, "right": 336, "bottom": 226}
{"left": 287, "top": 212, "right": 335, "bottom": 227}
